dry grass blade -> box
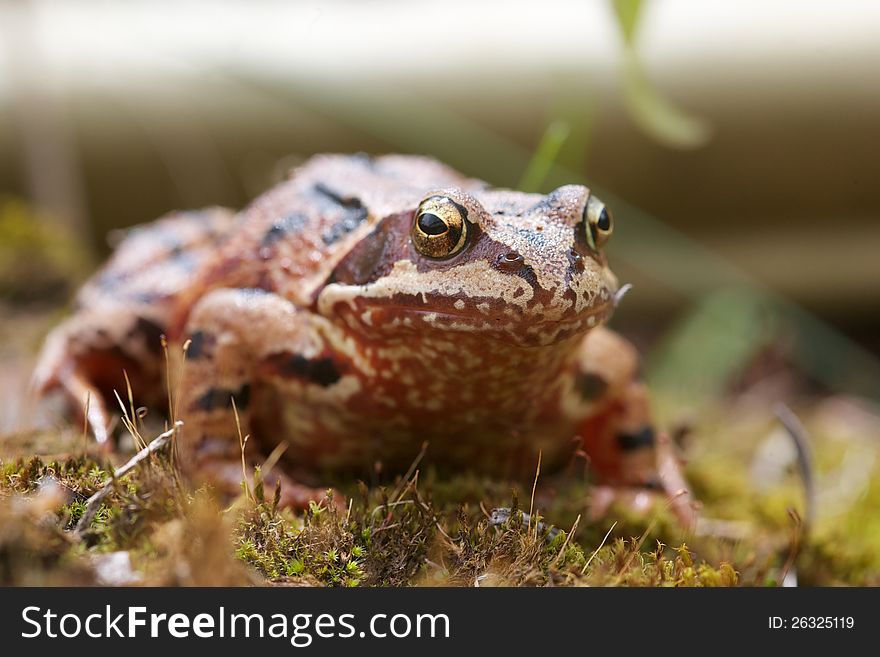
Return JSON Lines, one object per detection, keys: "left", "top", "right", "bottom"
{"left": 123, "top": 370, "right": 146, "bottom": 450}
{"left": 233, "top": 397, "right": 251, "bottom": 502}
{"left": 583, "top": 520, "right": 617, "bottom": 574}
{"left": 781, "top": 507, "right": 803, "bottom": 587}
{"left": 528, "top": 449, "right": 542, "bottom": 538}
{"left": 371, "top": 499, "right": 415, "bottom": 518}
{"left": 391, "top": 441, "right": 428, "bottom": 504}
{"left": 81, "top": 390, "right": 91, "bottom": 451}
{"left": 162, "top": 335, "right": 175, "bottom": 426}
{"left": 261, "top": 440, "right": 289, "bottom": 476}
{"left": 166, "top": 337, "right": 191, "bottom": 473}
{"left": 613, "top": 490, "right": 689, "bottom": 583}
{"left": 553, "top": 513, "right": 580, "bottom": 566}
{"left": 113, "top": 386, "right": 145, "bottom": 452}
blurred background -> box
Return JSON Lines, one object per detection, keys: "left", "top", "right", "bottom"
{"left": 1, "top": 0, "right": 879, "bottom": 419}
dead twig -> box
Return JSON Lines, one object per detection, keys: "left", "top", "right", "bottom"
{"left": 74, "top": 422, "right": 182, "bottom": 538}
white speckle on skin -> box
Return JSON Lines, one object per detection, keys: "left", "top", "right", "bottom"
{"left": 317, "top": 259, "right": 535, "bottom": 315}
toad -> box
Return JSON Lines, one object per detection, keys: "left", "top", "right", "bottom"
{"left": 34, "top": 154, "right": 694, "bottom": 522}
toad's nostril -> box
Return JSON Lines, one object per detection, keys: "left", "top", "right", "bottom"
{"left": 496, "top": 252, "right": 525, "bottom": 272}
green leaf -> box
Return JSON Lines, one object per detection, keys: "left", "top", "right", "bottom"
{"left": 622, "top": 51, "right": 712, "bottom": 149}
{"left": 611, "top": 0, "right": 645, "bottom": 45}
{"left": 518, "top": 120, "right": 571, "bottom": 192}
{"left": 645, "top": 287, "right": 775, "bottom": 404}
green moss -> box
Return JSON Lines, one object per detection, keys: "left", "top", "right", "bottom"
{"left": 0, "top": 396, "right": 878, "bottom": 587}
{"left": 1, "top": 455, "right": 108, "bottom": 497}
{"left": 233, "top": 474, "right": 435, "bottom": 587}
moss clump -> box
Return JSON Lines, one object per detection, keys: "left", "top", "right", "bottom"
{"left": 234, "top": 494, "right": 364, "bottom": 586}
{"left": 0, "top": 446, "right": 181, "bottom": 551}
{"left": 234, "top": 471, "right": 436, "bottom": 587}
{"left": 447, "top": 500, "right": 584, "bottom": 587}
{"left": 581, "top": 540, "right": 738, "bottom": 587}
{"left": 357, "top": 482, "right": 437, "bottom": 586}
{"left": 1, "top": 455, "right": 108, "bottom": 497}
{"left": 84, "top": 462, "right": 181, "bottom": 551}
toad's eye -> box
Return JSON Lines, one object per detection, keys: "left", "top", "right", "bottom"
{"left": 584, "top": 195, "right": 613, "bottom": 251}
{"left": 412, "top": 196, "right": 468, "bottom": 258}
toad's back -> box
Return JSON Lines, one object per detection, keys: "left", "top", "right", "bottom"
{"left": 179, "top": 154, "right": 486, "bottom": 312}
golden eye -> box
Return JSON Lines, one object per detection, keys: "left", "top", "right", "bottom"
{"left": 584, "top": 195, "right": 613, "bottom": 250}
{"left": 412, "top": 196, "right": 468, "bottom": 258}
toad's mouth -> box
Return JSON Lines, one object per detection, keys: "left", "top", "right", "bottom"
{"left": 356, "top": 298, "right": 616, "bottom": 345}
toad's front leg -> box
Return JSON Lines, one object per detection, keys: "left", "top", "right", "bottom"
{"left": 570, "top": 327, "right": 697, "bottom": 528}
{"left": 178, "top": 288, "right": 339, "bottom": 509}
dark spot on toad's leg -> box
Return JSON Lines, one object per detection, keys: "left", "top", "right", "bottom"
{"left": 194, "top": 384, "right": 251, "bottom": 412}
{"left": 264, "top": 353, "right": 342, "bottom": 387}
{"left": 129, "top": 317, "right": 165, "bottom": 355}
{"left": 617, "top": 426, "right": 656, "bottom": 451}
{"left": 575, "top": 372, "right": 608, "bottom": 401}
{"left": 232, "top": 384, "right": 251, "bottom": 409}
{"left": 194, "top": 389, "right": 225, "bottom": 412}
{"left": 187, "top": 330, "right": 216, "bottom": 360}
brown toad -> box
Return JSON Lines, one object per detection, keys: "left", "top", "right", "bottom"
{"left": 34, "top": 154, "right": 694, "bottom": 521}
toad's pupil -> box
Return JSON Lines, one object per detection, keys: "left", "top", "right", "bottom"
{"left": 418, "top": 212, "right": 448, "bottom": 235}
{"left": 597, "top": 209, "right": 611, "bottom": 231}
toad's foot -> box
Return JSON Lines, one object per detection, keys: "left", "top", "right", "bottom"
{"left": 32, "top": 324, "right": 114, "bottom": 449}
{"left": 587, "top": 430, "right": 697, "bottom": 529}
